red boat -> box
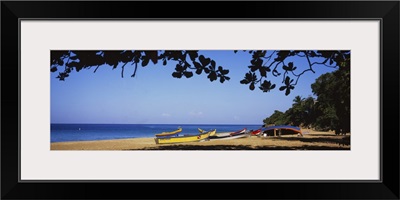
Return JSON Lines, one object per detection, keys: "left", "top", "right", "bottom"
{"left": 251, "top": 129, "right": 262, "bottom": 136}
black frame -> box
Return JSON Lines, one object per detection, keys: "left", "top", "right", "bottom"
{"left": 2, "top": 1, "right": 399, "bottom": 199}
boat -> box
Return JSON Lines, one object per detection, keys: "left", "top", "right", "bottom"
{"left": 155, "top": 127, "right": 182, "bottom": 138}
{"left": 210, "top": 131, "right": 250, "bottom": 140}
{"left": 197, "top": 128, "right": 217, "bottom": 136}
{"left": 229, "top": 128, "right": 247, "bottom": 136}
{"left": 199, "top": 128, "right": 248, "bottom": 140}
{"left": 250, "top": 129, "right": 262, "bottom": 136}
{"left": 261, "top": 125, "right": 302, "bottom": 136}
{"left": 154, "top": 129, "right": 216, "bottom": 144}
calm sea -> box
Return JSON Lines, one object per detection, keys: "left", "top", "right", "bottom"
{"left": 51, "top": 124, "right": 262, "bottom": 143}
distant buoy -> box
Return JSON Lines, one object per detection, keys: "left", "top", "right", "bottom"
{"left": 78, "top": 128, "right": 81, "bottom": 131}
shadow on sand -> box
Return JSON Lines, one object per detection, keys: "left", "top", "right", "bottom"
{"left": 132, "top": 144, "right": 350, "bottom": 151}
{"left": 270, "top": 135, "right": 351, "bottom": 146}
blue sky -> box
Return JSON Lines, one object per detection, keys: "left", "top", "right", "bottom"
{"left": 51, "top": 50, "right": 337, "bottom": 124}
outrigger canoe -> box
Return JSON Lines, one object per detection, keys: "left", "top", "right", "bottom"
{"left": 210, "top": 131, "right": 250, "bottom": 140}
{"left": 199, "top": 128, "right": 248, "bottom": 140}
{"left": 155, "top": 127, "right": 182, "bottom": 138}
{"left": 154, "top": 129, "right": 216, "bottom": 144}
{"left": 229, "top": 128, "right": 247, "bottom": 136}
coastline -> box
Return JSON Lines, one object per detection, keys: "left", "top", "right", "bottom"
{"left": 51, "top": 129, "right": 350, "bottom": 150}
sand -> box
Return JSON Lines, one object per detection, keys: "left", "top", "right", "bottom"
{"left": 50, "top": 129, "right": 350, "bottom": 150}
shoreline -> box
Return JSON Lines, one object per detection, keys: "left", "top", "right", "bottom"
{"left": 51, "top": 129, "right": 350, "bottom": 150}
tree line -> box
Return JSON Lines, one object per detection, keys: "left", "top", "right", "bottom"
{"left": 263, "top": 69, "right": 350, "bottom": 135}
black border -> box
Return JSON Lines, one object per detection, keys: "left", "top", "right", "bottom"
{"left": 2, "top": 1, "right": 399, "bottom": 199}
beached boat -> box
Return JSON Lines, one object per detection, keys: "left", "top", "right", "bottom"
{"left": 261, "top": 125, "right": 302, "bottom": 136}
{"left": 197, "top": 128, "right": 218, "bottom": 136}
{"left": 210, "top": 131, "right": 250, "bottom": 140}
{"left": 199, "top": 128, "right": 248, "bottom": 140}
{"left": 155, "top": 127, "right": 182, "bottom": 138}
{"left": 229, "top": 128, "right": 247, "bottom": 136}
{"left": 250, "top": 129, "right": 262, "bottom": 136}
{"left": 154, "top": 129, "right": 216, "bottom": 144}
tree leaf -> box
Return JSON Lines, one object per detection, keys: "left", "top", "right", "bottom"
{"left": 195, "top": 69, "right": 202, "bottom": 75}
{"left": 285, "top": 88, "right": 291, "bottom": 96}
{"left": 187, "top": 51, "right": 198, "bottom": 61}
{"left": 208, "top": 71, "right": 217, "bottom": 82}
{"left": 279, "top": 86, "right": 286, "bottom": 91}
{"left": 249, "top": 83, "right": 255, "bottom": 90}
{"left": 220, "top": 77, "right": 225, "bottom": 83}
{"left": 221, "top": 69, "right": 229, "bottom": 75}
{"left": 199, "top": 55, "right": 211, "bottom": 66}
{"left": 210, "top": 60, "right": 216, "bottom": 68}
{"left": 194, "top": 61, "right": 202, "bottom": 69}
{"left": 142, "top": 58, "right": 149, "bottom": 67}
{"left": 163, "top": 59, "right": 167, "bottom": 66}
{"left": 175, "top": 64, "right": 184, "bottom": 72}
{"left": 240, "top": 79, "right": 249, "bottom": 84}
{"left": 50, "top": 67, "right": 58, "bottom": 72}
{"left": 259, "top": 67, "right": 266, "bottom": 77}
{"left": 285, "top": 76, "right": 290, "bottom": 85}
{"left": 183, "top": 71, "right": 193, "bottom": 78}
{"left": 172, "top": 72, "right": 182, "bottom": 78}
{"left": 250, "top": 65, "right": 258, "bottom": 72}
{"left": 255, "top": 59, "right": 263, "bottom": 67}
{"left": 245, "top": 72, "right": 253, "bottom": 80}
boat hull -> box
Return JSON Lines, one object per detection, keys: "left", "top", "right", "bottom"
{"left": 155, "top": 128, "right": 182, "bottom": 138}
{"left": 210, "top": 132, "right": 249, "bottom": 140}
{"left": 261, "top": 125, "right": 302, "bottom": 136}
{"left": 155, "top": 129, "right": 216, "bottom": 144}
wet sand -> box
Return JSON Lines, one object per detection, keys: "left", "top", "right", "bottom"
{"left": 50, "top": 129, "right": 350, "bottom": 150}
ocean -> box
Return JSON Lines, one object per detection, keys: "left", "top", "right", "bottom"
{"left": 50, "top": 124, "right": 262, "bottom": 143}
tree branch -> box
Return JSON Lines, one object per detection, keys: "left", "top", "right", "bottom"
{"left": 262, "top": 50, "right": 276, "bottom": 64}
{"left": 291, "top": 68, "right": 314, "bottom": 85}
{"left": 121, "top": 62, "right": 128, "bottom": 78}
{"left": 131, "top": 62, "right": 138, "bottom": 77}
{"left": 94, "top": 65, "right": 100, "bottom": 73}
{"left": 305, "top": 52, "right": 316, "bottom": 74}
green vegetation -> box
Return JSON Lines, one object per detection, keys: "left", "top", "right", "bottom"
{"left": 263, "top": 69, "right": 350, "bottom": 135}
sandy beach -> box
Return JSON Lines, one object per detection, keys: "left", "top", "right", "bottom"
{"left": 51, "top": 129, "right": 350, "bottom": 150}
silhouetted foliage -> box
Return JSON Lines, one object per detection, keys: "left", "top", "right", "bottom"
{"left": 311, "top": 69, "right": 350, "bottom": 134}
{"left": 51, "top": 50, "right": 350, "bottom": 95}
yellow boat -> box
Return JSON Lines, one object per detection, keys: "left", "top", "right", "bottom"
{"left": 155, "top": 127, "right": 182, "bottom": 138}
{"left": 155, "top": 129, "right": 216, "bottom": 144}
